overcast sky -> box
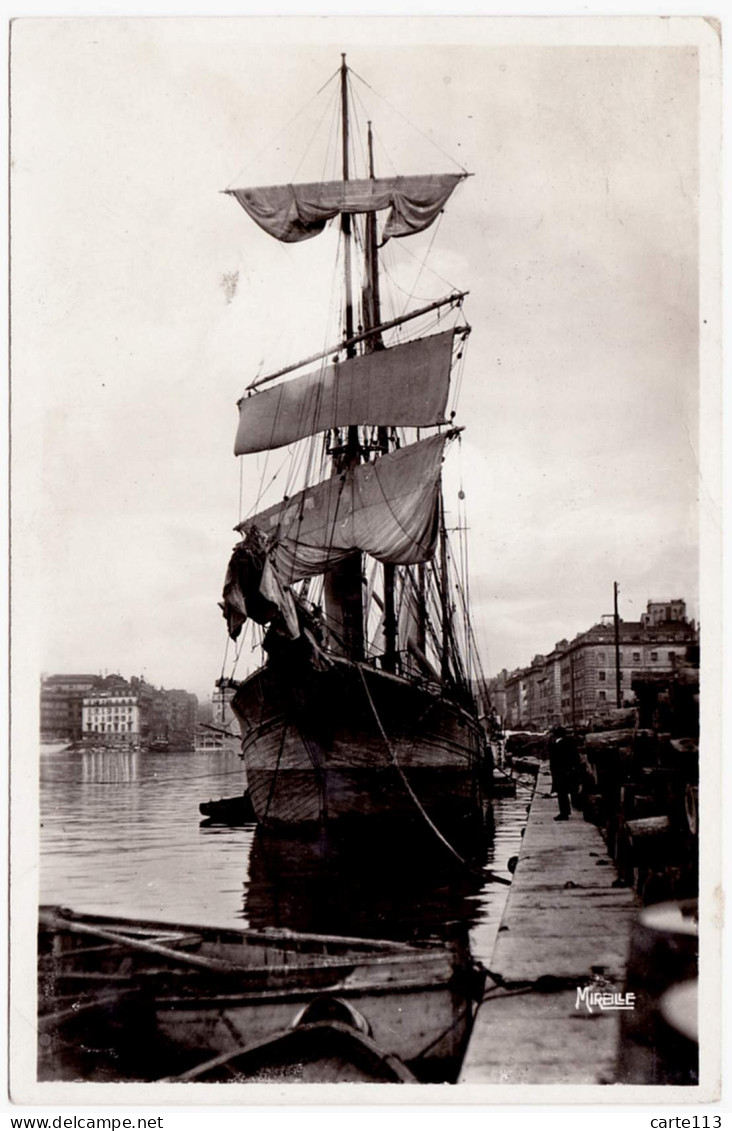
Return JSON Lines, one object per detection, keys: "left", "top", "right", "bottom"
{"left": 12, "top": 19, "right": 703, "bottom": 700}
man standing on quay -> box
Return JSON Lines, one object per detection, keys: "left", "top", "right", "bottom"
{"left": 549, "top": 725, "right": 578, "bottom": 821}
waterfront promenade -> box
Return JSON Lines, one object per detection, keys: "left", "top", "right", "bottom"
{"left": 460, "top": 767, "right": 639, "bottom": 1085}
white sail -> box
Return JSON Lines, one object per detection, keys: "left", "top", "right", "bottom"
{"left": 234, "top": 331, "right": 455, "bottom": 455}
{"left": 226, "top": 174, "right": 465, "bottom": 243}
{"left": 237, "top": 432, "right": 454, "bottom": 582}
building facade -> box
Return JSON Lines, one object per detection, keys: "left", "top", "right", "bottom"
{"left": 165, "top": 690, "right": 199, "bottom": 751}
{"left": 491, "top": 599, "right": 698, "bottom": 730}
{"left": 41, "top": 672, "right": 198, "bottom": 751}
{"left": 82, "top": 690, "right": 141, "bottom": 747}
{"left": 40, "top": 674, "right": 100, "bottom": 742}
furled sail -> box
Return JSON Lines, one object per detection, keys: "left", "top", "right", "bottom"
{"left": 222, "top": 433, "right": 454, "bottom": 638}
{"left": 226, "top": 174, "right": 465, "bottom": 244}
{"left": 237, "top": 432, "right": 452, "bottom": 582}
{"left": 235, "top": 330, "right": 455, "bottom": 455}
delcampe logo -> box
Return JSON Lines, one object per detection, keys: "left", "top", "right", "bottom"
{"left": 575, "top": 984, "right": 636, "bottom": 1013}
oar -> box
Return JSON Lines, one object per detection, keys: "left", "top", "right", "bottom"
{"left": 39, "top": 913, "right": 439, "bottom": 980}
{"left": 39, "top": 913, "right": 245, "bottom": 976}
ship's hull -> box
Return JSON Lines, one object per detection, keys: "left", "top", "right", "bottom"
{"left": 232, "top": 658, "right": 491, "bottom": 827}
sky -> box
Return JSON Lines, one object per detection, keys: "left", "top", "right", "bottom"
{"left": 11, "top": 19, "right": 705, "bottom": 701}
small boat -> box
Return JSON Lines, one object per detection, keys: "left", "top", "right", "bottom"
{"left": 38, "top": 906, "right": 482, "bottom": 1084}
{"left": 164, "top": 1006, "right": 419, "bottom": 1084}
{"left": 199, "top": 792, "right": 257, "bottom": 825}
{"left": 194, "top": 729, "right": 240, "bottom": 754}
{"left": 39, "top": 740, "right": 72, "bottom": 755}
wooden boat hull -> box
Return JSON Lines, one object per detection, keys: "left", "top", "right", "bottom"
{"left": 199, "top": 792, "right": 257, "bottom": 825}
{"left": 233, "top": 659, "right": 491, "bottom": 826}
{"left": 38, "top": 908, "right": 480, "bottom": 1084}
{"left": 150, "top": 977, "right": 469, "bottom": 1081}
{"left": 166, "top": 1019, "right": 419, "bottom": 1083}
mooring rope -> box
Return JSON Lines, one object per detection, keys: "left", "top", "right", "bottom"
{"left": 261, "top": 721, "right": 289, "bottom": 824}
{"left": 357, "top": 665, "right": 514, "bottom": 885}
{"left": 356, "top": 664, "right": 472, "bottom": 870}
{"left": 481, "top": 969, "right": 606, "bottom": 998}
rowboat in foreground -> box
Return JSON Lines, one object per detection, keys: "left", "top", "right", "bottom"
{"left": 38, "top": 907, "right": 482, "bottom": 1084}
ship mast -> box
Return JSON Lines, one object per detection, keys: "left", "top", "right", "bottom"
{"left": 440, "top": 492, "right": 452, "bottom": 683}
{"left": 339, "top": 54, "right": 356, "bottom": 379}
{"left": 322, "top": 54, "right": 365, "bottom": 661}
{"left": 363, "top": 120, "right": 398, "bottom": 673}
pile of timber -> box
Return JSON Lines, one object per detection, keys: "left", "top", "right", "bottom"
{"left": 504, "top": 732, "right": 549, "bottom": 775}
{"left": 578, "top": 730, "right": 698, "bottom": 905}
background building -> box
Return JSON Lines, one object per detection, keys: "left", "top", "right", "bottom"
{"left": 194, "top": 681, "right": 241, "bottom": 751}
{"left": 164, "top": 690, "right": 199, "bottom": 751}
{"left": 40, "top": 672, "right": 198, "bottom": 751}
{"left": 82, "top": 688, "right": 140, "bottom": 748}
{"left": 40, "top": 674, "right": 99, "bottom": 742}
{"left": 487, "top": 599, "right": 698, "bottom": 730}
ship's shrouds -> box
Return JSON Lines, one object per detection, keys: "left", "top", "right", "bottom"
{"left": 226, "top": 174, "right": 465, "bottom": 243}
{"left": 234, "top": 330, "right": 455, "bottom": 455}
{"left": 222, "top": 433, "right": 456, "bottom": 642}
{"left": 218, "top": 59, "right": 491, "bottom": 832}
{"left": 238, "top": 431, "right": 451, "bottom": 581}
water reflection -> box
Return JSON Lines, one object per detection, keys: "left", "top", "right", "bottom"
{"left": 243, "top": 812, "right": 494, "bottom": 943}
{"left": 40, "top": 749, "right": 533, "bottom": 962}
{"left": 80, "top": 749, "right": 140, "bottom": 784}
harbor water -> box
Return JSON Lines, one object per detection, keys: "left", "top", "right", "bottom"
{"left": 39, "top": 747, "right": 533, "bottom": 964}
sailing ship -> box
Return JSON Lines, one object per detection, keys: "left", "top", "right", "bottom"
{"left": 220, "top": 56, "right": 492, "bottom": 831}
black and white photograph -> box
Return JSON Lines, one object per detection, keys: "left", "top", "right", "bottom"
{"left": 8, "top": 15, "right": 723, "bottom": 1105}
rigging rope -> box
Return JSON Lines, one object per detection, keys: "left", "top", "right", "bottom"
{"left": 261, "top": 721, "right": 289, "bottom": 823}
{"left": 219, "top": 635, "right": 231, "bottom": 685}
{"left": 398, "top": 212, "right": 444, "bottom": 321}
{"left": 356, "top": 665, "right": 471, "bottom": 870}
{"left": 385, "top": 219, "right": 462, "bottom": 297}
{"left": 348, "top": 68, "right": 469, "bottom": 175}
{"left": 225, "top": 69, "right": 340, "bottom": 190}
{"left": 289, "top": 82, "right": 341, "bottom": 184}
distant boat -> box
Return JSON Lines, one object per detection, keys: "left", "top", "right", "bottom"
{"left": 194, "top": 730, "right": 240, "bottom": 754}
{"left": 219, "top": 56, "right": 493, "bottom": 831}
{"left": 38, "top": 906, "right": 482, "bottom": 1084}
{"left": 39, "top": 740, "right": 71, "bottom": 755}
{"left": 199, "top": 792, "right": 256, "bottom": 825}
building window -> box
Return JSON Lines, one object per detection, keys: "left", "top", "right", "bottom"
{"left": 651, "top": 651, "right": 658, "bottom": 661}
{"left": 668, "top": 651, "right": 676, "bottom": 661}
{"left": 598, "top": 671, "right": 606, "bottom": 681}
{"left": 598, "top": 691, "right": 607, "bottom": 701}
{"left": 633, "top": 651, "right": 640, "bottom": 661}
